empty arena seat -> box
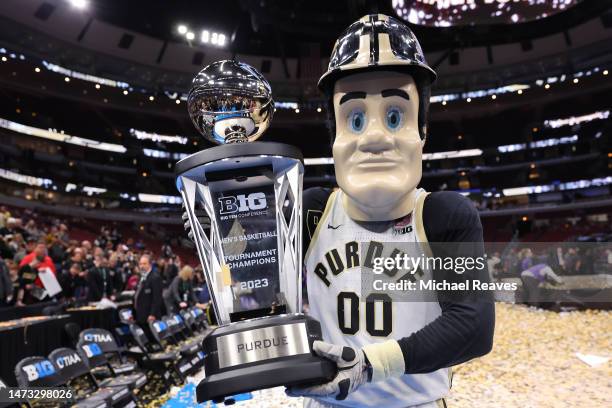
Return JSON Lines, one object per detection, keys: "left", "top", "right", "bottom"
{"left": 128, "top": 324, "right": 185, "bottom": 386}
{"left": 48, "top": 347, "right": 133, "bottom": 407}
{"left": 78, "top": 328, "right": 137, "bottom": 375}
{"left": 15, "top": 356, "right": 64, "bottom": 388}
{"left": 76, "top": 340, "right": 148, "bottom": 392}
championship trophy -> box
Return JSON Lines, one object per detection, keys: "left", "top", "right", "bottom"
{"left": 175, "top": 60, "right": 335, "bottom": 403}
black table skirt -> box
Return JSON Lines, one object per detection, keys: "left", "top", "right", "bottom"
{"left": 0, "top": 301, "right": 57, "bottom": 321}
{"left": 67, "top": 308, "right": 119, "bottom": 333}
{"left": 0, "top": 315, "right": 72, "bottom": 386}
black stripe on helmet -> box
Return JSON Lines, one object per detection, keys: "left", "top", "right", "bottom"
{"left": 368, "top": 14, "right": 379, "bottom": 65}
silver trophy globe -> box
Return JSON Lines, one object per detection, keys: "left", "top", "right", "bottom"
{"left": 175, "top": 60, "right": 334, "bottom": 403}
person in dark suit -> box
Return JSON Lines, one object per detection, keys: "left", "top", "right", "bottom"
{"left": 133, "top": 254, "right": 163, "bottom": 326}
{"left": 87, "top": 256, "right": 116, "bottom": 301}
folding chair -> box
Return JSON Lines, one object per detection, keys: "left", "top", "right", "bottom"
{"left": 78, "top": 329, "right": 138, "bottom": 375}
{"left": 128, "top": 324, "right": 184, "bottom": 387}
{"left": 179, "top": 309, "right": 197, "bottom": 336}
{"left": 114, "top": 309, "right": 134, "bottom": 348}
{"left": 161, "top": 316, "right": 205, "bottom": 373}
{"left": 76, "top": 340, "right": 147, "bottom": 394}
{"left": 15, "top": 355, "right": 97, "bottom": 408}
{"left": 148, "top": 320, "right": 199, "bottom": 377}
{"left": 189, "top": 307, "right": 208, "bottom": 332}
{"left": 48, "top": 348, "right": 134, "bottom": 408}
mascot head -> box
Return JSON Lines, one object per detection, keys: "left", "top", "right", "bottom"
{"left": 319, "top": 14, "right": 436, "bottom": 221}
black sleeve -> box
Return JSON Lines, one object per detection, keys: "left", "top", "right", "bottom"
{"left": 302, "top": 187, "right": 333, "bottom": 256}
{"left": 150, "top": 273, "right": 163, "bottom": 318}
{"left": 397, "top": 191, "right": 495, "bottom": 373}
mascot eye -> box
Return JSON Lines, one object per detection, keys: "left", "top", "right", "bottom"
{"left": 385, "top": 106, "right": 404, "bottom": 131}
{"left": 347, "top": 109, "right": 366, "bottom": 134}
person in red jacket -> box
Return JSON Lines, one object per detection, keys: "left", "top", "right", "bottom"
{"left": 17, "top": 240, "right": 57, "bottom": 305}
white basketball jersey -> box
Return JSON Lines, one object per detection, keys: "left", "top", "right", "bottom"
{"left": 304, "top": 189, "right": 450, "bottom": 408}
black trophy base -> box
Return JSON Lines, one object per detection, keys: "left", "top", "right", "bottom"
{"left": 196, "top": 314, "right": 336, "bottom": 403}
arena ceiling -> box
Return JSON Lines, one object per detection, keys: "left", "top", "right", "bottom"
{"left": 78, "top": 0, "right": 611, "bottom": 56}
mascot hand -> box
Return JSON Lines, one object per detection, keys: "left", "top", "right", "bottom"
{"left": 286, "top": 341, "right": 370, "bottom": 400}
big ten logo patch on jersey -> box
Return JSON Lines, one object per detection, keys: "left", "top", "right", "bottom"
{"left": 312, "top": 240, "right": 425, "bottom": 287}
{"left": 22, "top": 360, "right": 55, "bottom": 381}
{"left": 393, "top": 213, "right": 413, "bottom": 235}
{"left": 218, "top": 192, "right": 267, "bottom": 215}
{"left": 55, "top": 352, "right": 82, "bottom": 369}
{"left": 306, "top": 209, "right": 323, "bottom": 239}
{"left": 82, "top": 343, "right": 103, "bottom": 358}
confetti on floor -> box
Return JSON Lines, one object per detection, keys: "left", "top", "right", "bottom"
{"left": 447, "top": 303, "right": 612, "bottom": 408}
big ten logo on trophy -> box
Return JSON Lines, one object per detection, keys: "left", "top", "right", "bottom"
{"left": 218, "top": 191, "right": 268, "bottom": 217}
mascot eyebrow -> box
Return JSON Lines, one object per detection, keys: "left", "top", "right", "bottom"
{"left": 381, "top": 89, "right": 410, "bottom": 100}
{"left": 339, "top": 89, "right": 410, "bottom": 105}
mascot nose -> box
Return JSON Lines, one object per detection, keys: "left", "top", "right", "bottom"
{"left": 358, "top": 124, "right": 394, "bottom": 154}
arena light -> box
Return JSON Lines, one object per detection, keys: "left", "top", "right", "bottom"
{"left": 198, "top": 29, "right": 227, "bottom": 47}
{"left": 138, "top": 193, "right": 182, "bottom": 204}
{"left": 0, "top": 117, "right": 127, "bottom": 153}
{"left": 65, "top": 183, "right": 107, "bottom": 196}
{"left": 130, "top": 128, "right": 188, "bottom": 144}
{"left": 143, "top": 148, "right": 188, "bottom": 161}
{"left": 0, "top": 168, "right": 53, "bottom": 187}
{"left": 177, "top": 24, "right": 188, "bottom": 35}
{"left": 68, "top": 0, "right": 88, "bottom": 9}
{"left": 275, "top": 101, "right": 299, "bottom": 110}
{"left": 423, "top": 149, "right": 482, "bottom": 161}
{"left": 186, "top": 32, "right": 195, "bottom": 41}
{"left": 201, "top": 30, "right": 210, "bottom": 43}
{"left": 544, "top": 110, "right": 610, "bottom": 129}
{"left": 42, "top": 61, "right": 129, "bottom": 88}
{"left": 497, "top": 135, "right": 578, "bottom": 153}
{"left": 304, "top": 158, "right": 334, "bottom": 165}
{"left": 503, "top": 177, "right": 612, "bottom": 197}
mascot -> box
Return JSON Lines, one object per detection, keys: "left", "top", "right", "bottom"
{"left": 288, "top": 14, "right": 495, "bottom": 408}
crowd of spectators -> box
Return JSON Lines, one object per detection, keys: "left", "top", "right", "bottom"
{"left": 488, "top": 243, "right": 612, "bottom": 282}
{"left": 0, "top": 206, "right": 209, "bottom": 317}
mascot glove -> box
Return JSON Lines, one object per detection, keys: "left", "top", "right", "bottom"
{"left": 286, "top": 340, "right": 369, "bottom": 400}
